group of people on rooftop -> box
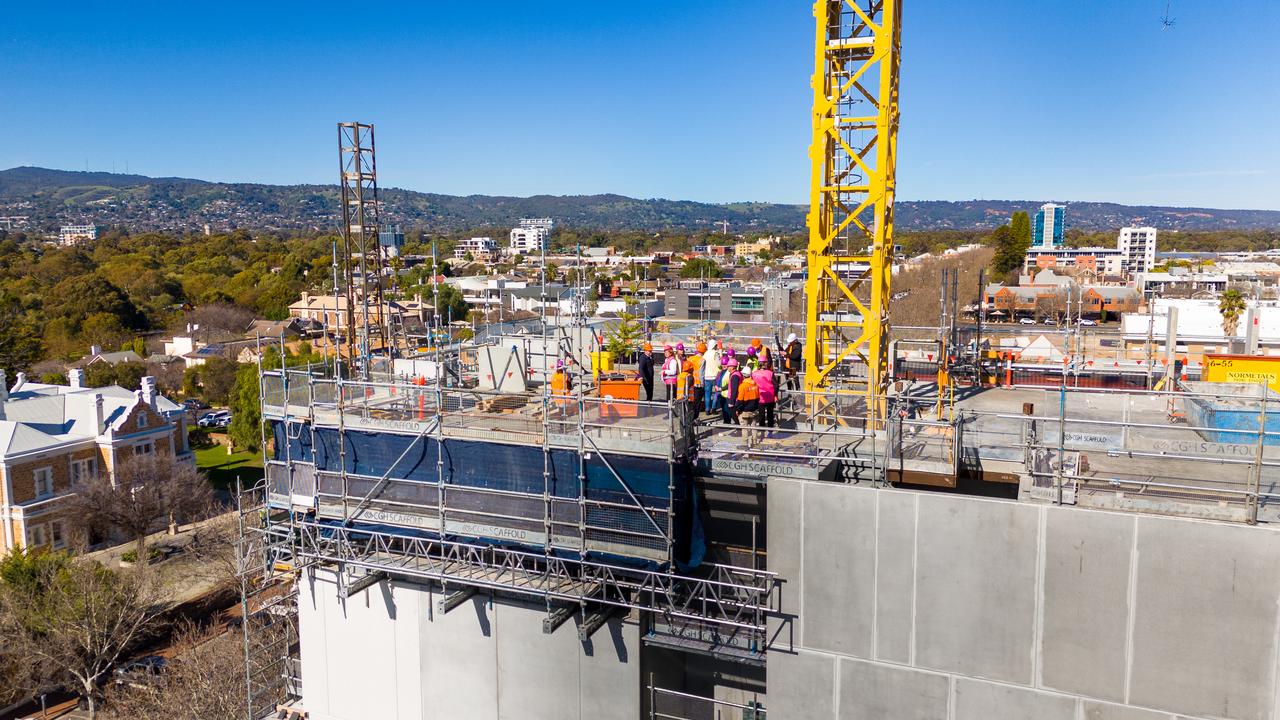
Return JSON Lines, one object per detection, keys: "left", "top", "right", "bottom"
{"left": 635, "top": 332, "right": 803, "bottom": 428}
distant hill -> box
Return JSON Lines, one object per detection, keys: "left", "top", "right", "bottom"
{"left": 2, "top": 166, "right": 1278, "bottom": 235}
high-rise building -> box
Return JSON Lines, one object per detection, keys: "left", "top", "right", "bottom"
{"left": 1118, "top": 226, "right": 1157, "bottom": 273}
{"left": 509, "top": 218, "right": 553, "bottom": 255}
{"left": 58, "top": 224, "right": 98, "bottom": 246}
{"left": 1032, "top": 203, "right": 1065, "bottom": 248}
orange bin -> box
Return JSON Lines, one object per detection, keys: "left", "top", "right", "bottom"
{"left": 597, "top": 376, "right": 641, "bottom": 419}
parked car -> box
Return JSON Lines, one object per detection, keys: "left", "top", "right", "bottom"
{"left": 1018, "top": 317, "right": 1037, "bottom": 325}
{"left": 182, "top": 398, "right": 209, "bottom": 411}
{"left": 1042, "top": 317, "right": 1056, "bottom": 325}
{"left": 198, "top": 410, "right": 231, "bottom": 428}
{"left": 1079, "top": 318, "right": 1098, "bottom": 326}
{"left": 114, "top": 655, "right": 166, "bottom": 686}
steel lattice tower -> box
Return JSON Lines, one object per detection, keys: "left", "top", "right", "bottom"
{"left": 803, "top": 0, "right": 902, "bottom": 419}
{"left": 338, "top": 122, "right": 388, "bottom": 375}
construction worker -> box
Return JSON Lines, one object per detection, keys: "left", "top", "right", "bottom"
{"left": 736, "top": 367, "right": 761, "bottom": 440}
{"left": 753, "top": 357, "right": 778, "bottom": 428}
{"left": 781, "top": 332, "right": 802, "bottom": 391}
{"left": 744, "top": 346, "right": 760, "bottom": 374}
{"left": 550, "top": 360, "right": 572, "bottom": 417}
{"left": 689, "top": 342, "right": 707, "bottom": 414}
{"left": 660, "top": 345, "right": 680, "bottom": 402}
{"left": 636, "top": 342, "right": 655, "bottom": 401}
{"left": 702, "top": 340, "right": 722, "bottom": 415}
{"left": 718, "top": 356, "right": 743, "bottom": 425}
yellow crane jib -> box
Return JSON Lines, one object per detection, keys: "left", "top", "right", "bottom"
{"left": 803, "top": 0, "right": 902, "bottom": 421}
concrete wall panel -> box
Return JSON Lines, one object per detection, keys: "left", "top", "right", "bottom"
{"left": 915, "top": 495, "right": 1040, "bottom": 684}
{"left": 767, "top": 478, "right": 803, "bottom": 649}
{"left": 767, "top": 650, "right": 835, "bottom": 720}
{"left": 874, "top": 491, "right": 917, "bottom": 664}
{"left": 1041, "top": 507, "right": 1135, "bottom": 702}
{"left": 324, "top": 579, "right": 403, "bottom": 720}
{"left": 579, "top": 616, "right": 640, "bottom": 720}
{"left": 496, "top": 602, "right": 580, "bottom": 720}
{"left": 837, "top": 657, "right": 948, "bottom": 720}
{"left": 298, "top": 571, "right": 331, "bottom": 717}
{"left": 421, "top": 595, "right": 499, "bottom": 720}
{"left": 801, "top": 482, "right": 877, "bottom": 656}
{"left": 1129, "top": 516, "right": 1280, "bottom": 720}
{"left": 953, "top": 678, "right": 1076, "bottom": 720}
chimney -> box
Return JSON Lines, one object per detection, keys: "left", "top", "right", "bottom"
{"left": 90, "top": 345, "right": 102, "bottom": 357}
{"left": 141, "top": 376, "right": 157, "bottom": 410}
{"left": 94, "top": 393, "right": 105, "bottom": 435}
{"left": 69, "top": 368, "right": 85, "bottom": 389}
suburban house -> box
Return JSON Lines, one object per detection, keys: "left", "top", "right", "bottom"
{"left": 0, "top": 369, "right": 190, "bottom": 554}
{"left": 289, "top": 292, "right": 433, "bottom": 335}
{"left": 1082, "top": 286, "right": 1141, "bottom": 317}
{"left": 67, "top": 346, "right": 145, "bottom": 369}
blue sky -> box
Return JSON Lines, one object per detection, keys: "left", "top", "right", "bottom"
{"left": 2, "top": 1, "right": 1278, "bottom": 209}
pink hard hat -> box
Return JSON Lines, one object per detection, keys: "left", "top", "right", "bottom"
{"left": 725, "top": 357, "right": 739, "bottom": 367}
{"left": 556, "top": 360, "right": 565, "bottom": 369}
{"left": 676, "top": 343, "right": 685, "bottom": 352}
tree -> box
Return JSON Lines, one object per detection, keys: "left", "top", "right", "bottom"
{"left": 69, "top": 454, "right": 213, "bottom": 567}
{"left": 0, "top": 552, "right": 165, "bottom": 719}
{"left": 989, "top": 224, "right": 1030, "bottom": 280}
{"left": 84, "top": 361, "right": 148, "bottom": 390}
{"left": 0, "top": 293, "right": 41, "bottom": 374}
{"left": 433, "top": 283, "right": 470, "bottom": 325}
{"left": 103, "top": 617, "right": 289, "bottom": 720}
{"left": 229, "top": 363, "right": 262, "bottom": 452}
{"left": 680, "top": 257, "right": 723, "bottom": 279}
{"left": 198, "top": 357, "right": 241, "bottom": 405}
{"left": 603, "top": 312, "right": 644, "bottom": 358}
{"left": 81, "top": 312, "right": 131, "bottom": 351}
{"left": 1219, "top": 288, "right": 1246, "bottom": 337}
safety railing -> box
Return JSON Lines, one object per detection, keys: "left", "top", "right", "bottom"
{"left": 295, "top": 521, "right": 778, "bottom": 644}
{"left": 648, "top": 686, "right": 765, "bottom": 720}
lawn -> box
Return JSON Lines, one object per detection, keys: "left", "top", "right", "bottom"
{"left": 195, "top": 444, "right": 264, "bottom": 492}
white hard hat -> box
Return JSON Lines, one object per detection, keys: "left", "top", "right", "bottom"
{"left": 786, "top": 333, "right": 798, "bottom": 344}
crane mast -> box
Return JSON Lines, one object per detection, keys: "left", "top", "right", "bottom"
{"left": 338, "top": 122, "right": 389, "bottom": 377}
{"left": 803, "top": 0, "right": 902, "bottom": 421}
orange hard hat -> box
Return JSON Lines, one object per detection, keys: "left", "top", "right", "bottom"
{"left": 642, "top": 342, "right": 652, "bottom": 351}
{"left": 696, "top": 342, "right": 707, "bottom": 353}
{"left": 750, "top": 338, "right": 762, "bottom": 349}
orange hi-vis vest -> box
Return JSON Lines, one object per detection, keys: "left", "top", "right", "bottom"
{"left": 737, "top": 376, "right": 760, "bottom": 402}
{"left": 551, "top": 371, "right": 569, "bottom": 396}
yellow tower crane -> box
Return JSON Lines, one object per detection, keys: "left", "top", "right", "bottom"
{"left": 803, "top": 0, "right": 902, "bottom": 422}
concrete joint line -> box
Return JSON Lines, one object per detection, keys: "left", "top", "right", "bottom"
{"left": 1123, "top": 516, "right": 1140, "bottom": 705}
{"left": 910, "top": 493, "right": 919, "bottom": 667}
{"left": 1033, "top": 505, "right": 1047, "bottom": 688}
{"left": 871, "top": 488, "right": 881, "bottom": 660}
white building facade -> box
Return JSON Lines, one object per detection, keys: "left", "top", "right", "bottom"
{"left": 1118, "top": 226, "right": 1158, "bottom": 274}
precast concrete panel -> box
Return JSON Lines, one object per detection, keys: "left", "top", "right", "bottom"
{"left": 766, "top": 650, "right": 836, "bottom": 719}
{"left": 388, "top": 582, "right": 425, "bottom": 720}
{"left": 837, "top": 657, "right": 948, "bottom": 720}
{"left": 298, "top": 571, "right": 332, "bottom": 718}
{"left": 874, "top": 490, "right": 917, "bottom": 663}
{"left": 953, "top": 677, "right": 1077, "bottom": 720}
{"left": 421, "top": 594, "right": 499, "bottom": 720}
{"left": 578, "top": 616, "right": 640, "bottom": 720}
{"left": 324, "top": 578, "right": 404, "bottom": 720}
{"left": 1082, "top": 700, "right": 1175, "bottom": 720}
{"left": 767, "top": 478, "right": 803, "bottom": 648}
{"left": 496, "top": 602, "right": 580, "bottom": 720}
{"left": 1128, "top": 516, "right": 1280, "bottom": 720}
{"left": 915, "top": 495, "right": 1040, "bottom": 684}
{"left": 1041, "top": 507, "right": 1135, "bottom": 702}
{"left": 801, "top": 482, "right": 877, "bottom": 656}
